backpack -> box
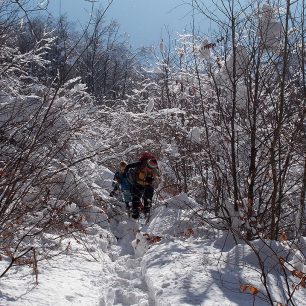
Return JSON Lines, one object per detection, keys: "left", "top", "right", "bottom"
{"left": 135, "top": 162, "right": 158, "bottom": 186}
{"left": 126, "top": 152, "right": 158, "bottom": 186}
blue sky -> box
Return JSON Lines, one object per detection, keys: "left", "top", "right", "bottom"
{"left": 47, "top": 0, "right": 210, "bottom": 48}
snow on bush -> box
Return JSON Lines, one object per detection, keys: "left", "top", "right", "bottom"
{"left": 257, "top": 4, "right": 283, "bottom": 51}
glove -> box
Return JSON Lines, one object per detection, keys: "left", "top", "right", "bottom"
{"left": 109, "top": 191, "right": 115, "bottom": 197}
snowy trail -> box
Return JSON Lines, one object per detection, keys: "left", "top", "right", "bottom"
{"left": 2, "top": 196, "right": 306, "bottom": 306}
{"left": 99, "top": 216, "right": 154, "bottom": 306}
{"left": 0, "top": 205, "right": 155, "bottom": 306}
{"left": 99, "top": 253, "right": 154, "bottom": 306}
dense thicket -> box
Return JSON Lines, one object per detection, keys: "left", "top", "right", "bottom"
{"left": 0, "top": 2, "right": 305, "bottom": 300}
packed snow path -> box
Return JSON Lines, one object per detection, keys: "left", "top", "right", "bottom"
{"left": 99, "top": 214, "right": 154, "bottom": 306}
{"left": 1, "top": 195, "right": 306, "bottom": 305}
{"left": 99, "top": 252, "right": 154, "bottom": 306}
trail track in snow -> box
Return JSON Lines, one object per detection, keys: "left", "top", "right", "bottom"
{"left": 99, "top": 207, "right": 154, "bottom": 306}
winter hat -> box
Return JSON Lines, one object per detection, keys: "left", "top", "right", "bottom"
{"left": 119, "top": 161, "right": 127, "bottom": 168}
{"left": 146, "top": 159, "right": 158, "bottom": 169}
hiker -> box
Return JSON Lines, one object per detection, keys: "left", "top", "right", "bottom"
{"left": 109, "top": 161, "right": 132, "bottom": 211}
{"left": 123, "top": 153, "right": 159, "bottom": 219}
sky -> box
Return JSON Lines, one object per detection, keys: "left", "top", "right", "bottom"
{"left": 46, "top": 0, "right": 210, "bottom": 49}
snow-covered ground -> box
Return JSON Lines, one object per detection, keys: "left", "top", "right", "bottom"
{"left": 1, "top": 194, "right": 306, "bottom": 306}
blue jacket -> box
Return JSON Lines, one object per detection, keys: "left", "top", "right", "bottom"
{"left": 112, "top": 171, "right": 131, "bottom": 191}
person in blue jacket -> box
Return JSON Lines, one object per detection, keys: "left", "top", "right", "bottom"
{"left": 110, "top": 161, "right": 132, "bottom": 211}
